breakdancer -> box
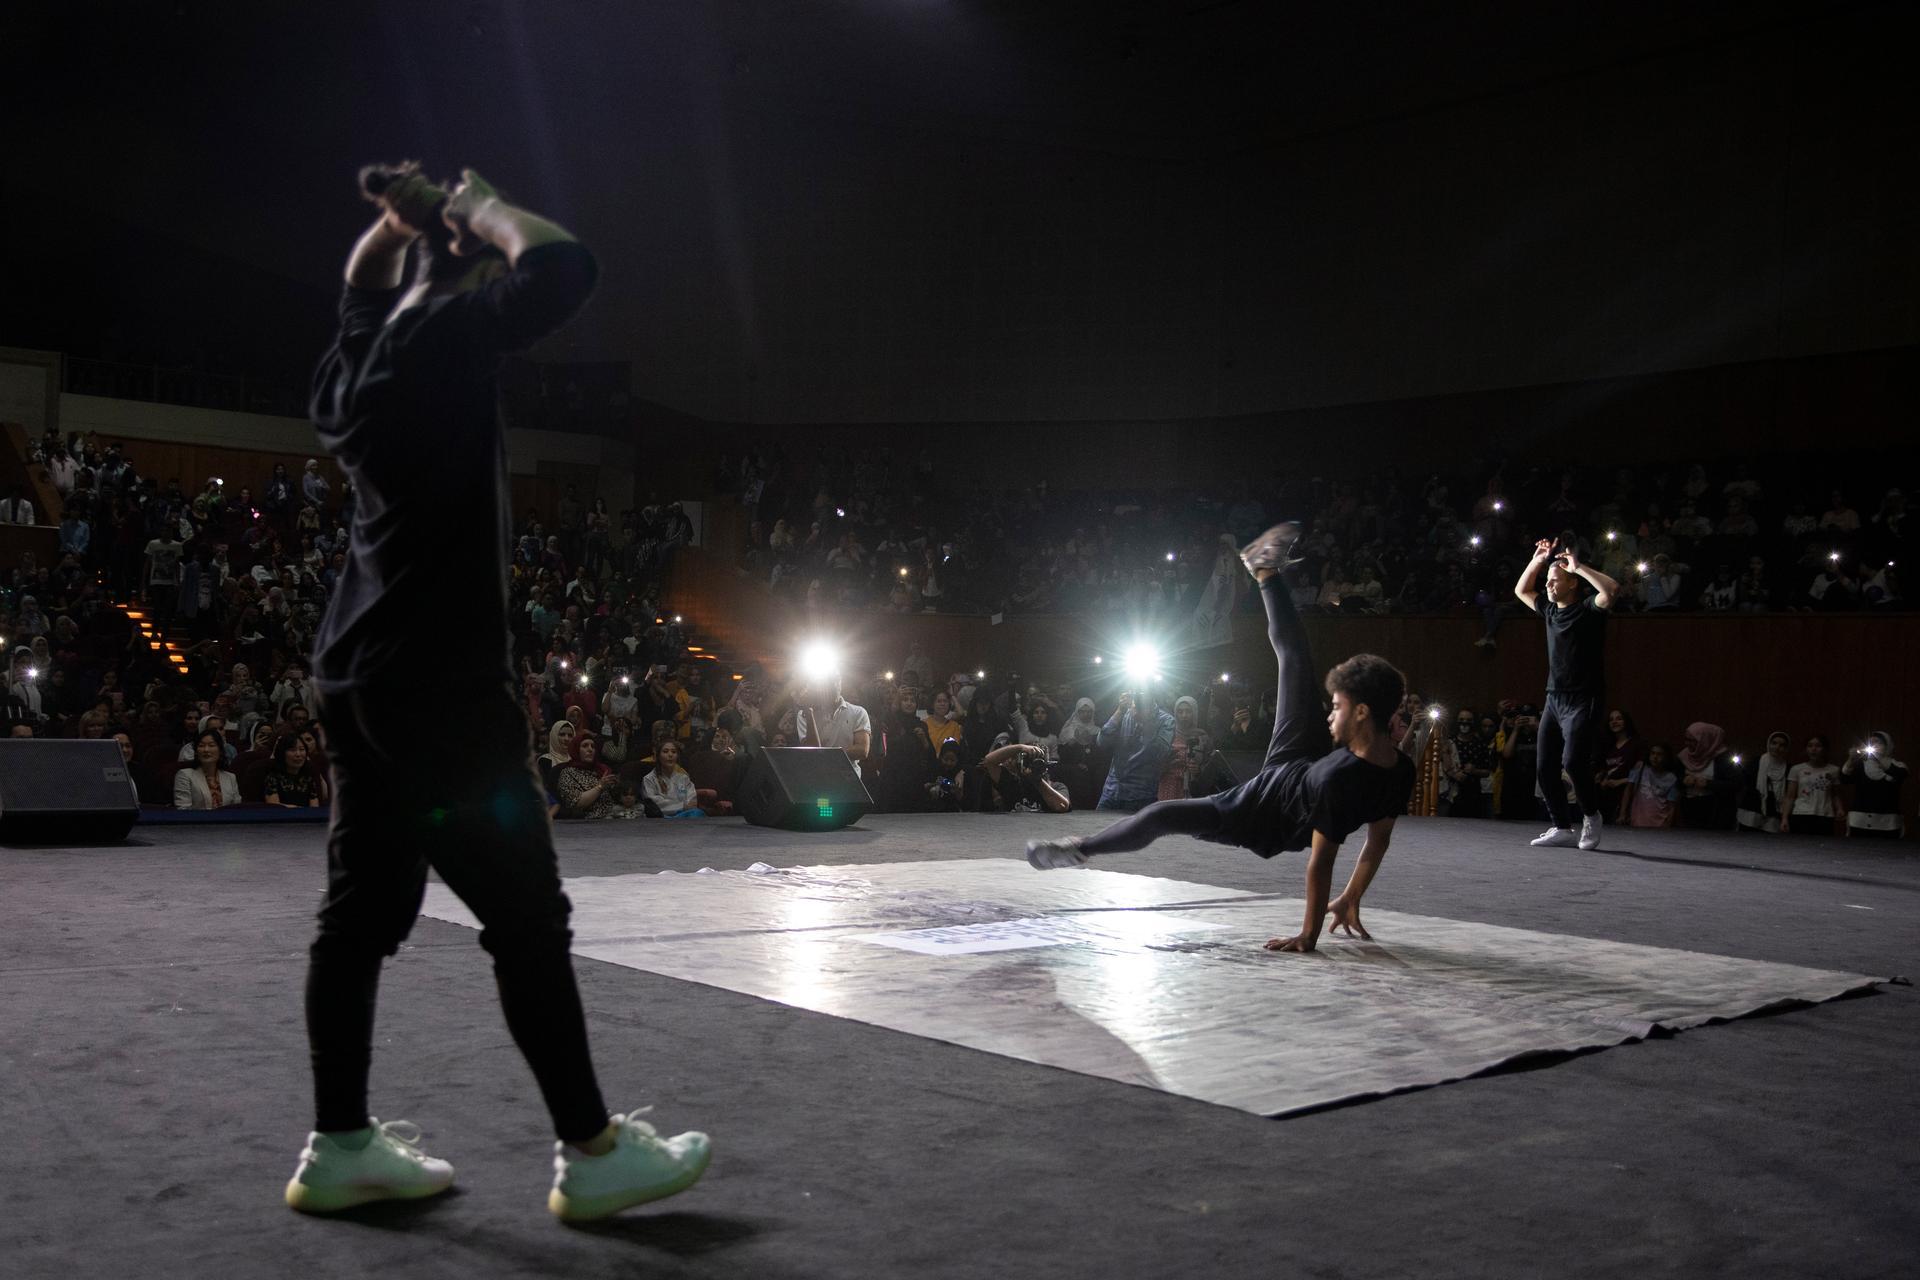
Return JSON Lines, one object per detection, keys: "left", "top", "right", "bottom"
{"left": 1026, "top": 524, "right": 1414, "bottom": 953}
{"left": 284, "top": 163, "right": 709, "bottom": 1220}
{"left": 1512, "top": 537, "right": 1618, "bottom": 850}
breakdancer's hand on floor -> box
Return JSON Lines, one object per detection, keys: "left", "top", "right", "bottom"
{"left": 1322, "top": 895, "right": 1371, "bottom": 940}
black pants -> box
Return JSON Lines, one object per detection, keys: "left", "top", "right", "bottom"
{"left": 1536, "top": 692, "right": 1602, "bottom": 827}
{"left": 305, "top": 681, "right": 609, "bottom": 1141}
{"left": 1080, "top": 578, "right": 1324, "bottom": 855}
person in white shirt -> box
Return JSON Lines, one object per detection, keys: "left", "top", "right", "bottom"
{"left": 1782, "top": 735, "right": 1844, "bottom": 836}
{"left": 0, "top": 488, "right": 36, "bottom": 525}
{"left": 641, "top": 739, "right": 703, "bottom": 817}
{"left": 795, "top": 674, "right": 871, "bottom": 779}
{"left": 45, "top": 452, "right": 77, "bottom": 496}
{"left": 1736, "top": 731, "right": 1792, "bottom": 833}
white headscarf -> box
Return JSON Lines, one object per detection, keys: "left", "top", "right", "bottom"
{"left": 1059, "top": 697, "right": 1100, "bottom": 746}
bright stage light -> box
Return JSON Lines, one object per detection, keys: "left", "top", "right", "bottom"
{"left": 798, "top": 642, "right": 839, "bottom": 682}
{"left": 1122, "top": 644, "right": 1160, "bottom": 682}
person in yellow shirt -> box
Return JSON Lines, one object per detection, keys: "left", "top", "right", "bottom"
{"left": 920, "top": 689, "right": 963, "bottom": 759}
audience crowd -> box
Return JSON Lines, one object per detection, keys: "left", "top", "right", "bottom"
{"left": 2, "top": 428, "right": 1910, "bottom": 840}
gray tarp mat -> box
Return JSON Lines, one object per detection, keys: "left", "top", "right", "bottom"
{"left": 423, "top": 860, "right": 1883, "bottom": 1116}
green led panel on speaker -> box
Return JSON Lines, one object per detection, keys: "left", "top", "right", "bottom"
{"left": 816, "top": 797, "right": 834, "bottom": 819}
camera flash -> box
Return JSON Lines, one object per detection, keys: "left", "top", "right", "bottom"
{"left": 1606, "top": 531, "right": 1617, "bottom": 542}
{"left": 976, "top": 670, "right": 985, "bottom": 679}
{"left": 883, "top": 670, "right": 895, "bottom": 680}
{"left": 1428, "top": 707, "right": 1441, "bottom": 721}
{"left": 1092, "top": 656, "right": 1103, "bottom": 665}
{"left": 1731, "top": 754, "right": 1742, "bottom": 765}
{"left": 899, "top": 567, "right": 909, "bottom": 577}
{"left": 1165, "top": 552, "right": 1175, "bottom": 562}
{"left": 1469, "top": 535, "right": 1482, "bottom": 547}
{"left": 620, "top": 676, "right": 630, "bottom": 685}
{"left": 1828, "top": 551, "right": 1840, "bottom": 562}
{"left": 835, "top": 507, "right": 846, "bottom": 518}
{"left": 1492, "top": 500, "right": 1505, "bottom": 512}
{"left": 578, "top": 675, "right": 589, "bottom": 687}
{"left": 1220, "top": 672, "right": 1230, "bottom": 682}
{"left": 673, "top": 615, "right": 683, "bottom": 623}
{"left": 559, "top": 660, "right": 569, "bottom": 669}
{"left": 1637, "top": 562, "right": 1649, "bottom": 573}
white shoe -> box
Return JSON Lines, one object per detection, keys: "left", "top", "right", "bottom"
{"left": 1530, "top": 827, "right": 1578, "bottom": 848}
{"left": 549, "top": 1107, "right": 711, "bottom": 1222}
{"left": 1026, "top": 836, "right": 1089, "bottom": 869}
{"left": 1578, "top": 814, "right": 1602, "bottom": 850}
{"left": 285, "top": 1119, "right": 455, "bottom": 1214}
{"left": 1238, "top": 522, "right": 1304, "bottom": 573}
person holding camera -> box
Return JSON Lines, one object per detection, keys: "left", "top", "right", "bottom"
{"left": 1840, "top": 732, "right": 1906, "bottom": 838}
{"left": 1514, "top": 537, "right": 1619, "bottom": 850}
{"left": 977, "top": 737, "right": 1072, "bottom": 813}
{"left": 794, "top": 671, "right": 871, "bottom": 780}
{"left": 1028, "top": 523, "right": 1414, "bottom": 955}
{"left": 1092, "top": 685, "right": 1175, "bottom": 812}
{"left": 288, "top": 163, "right": 707, "bottom": 1221}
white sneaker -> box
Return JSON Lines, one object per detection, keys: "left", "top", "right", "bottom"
{"left": 1578, "top": 814, "right": 1602, "bottom": 850}
{"left": 1238, "top": 522, "right": 1305, "bottom": 573}
{"left": 285, "top": 1119, "right": 455, "bottom": 1214}
{"left": 1530, "top": 827, "right": 1578, "bottom": 848}
{"left": 1026, "top": 836, "right": 1089, "bottom": 869}
{"left": 549, "top": 1107, "right": 711, "bottom": 1222}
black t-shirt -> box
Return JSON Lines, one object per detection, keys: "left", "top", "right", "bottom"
{"left": 308, "top": 242, "right": 599, "bottom": 692}
{"left": 1210, "top": 747, "right": 1414, "bottom": 858}
{"left": 1540, "top": 596, "right": 1608, "bottom": 695}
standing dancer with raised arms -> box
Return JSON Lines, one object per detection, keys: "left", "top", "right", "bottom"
{"left": 284, "top": 163, "right": 709, "bottom": 1220}
{"left": 1513, "top": 537, "right": 1620, "bottom": 850}
{"left": 1026, "top": 524, "right": 1414, "bottom": 953}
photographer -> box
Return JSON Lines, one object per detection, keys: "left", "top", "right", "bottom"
{"left": 926, "top": 737, "right": 968, "bottom": 812}
{"left": 1840, "top": 732, "right": 1907, "bottom": 839}
{"left": 1498, "top": 708, "right": 1541, "bottom": 822}
{"left": 977, "top": 739, "right": 1071, "bottom": 814}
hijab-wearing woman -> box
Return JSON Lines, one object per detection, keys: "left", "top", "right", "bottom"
{"left": 556, "top": 734, "right": 618, "bottom": 819}
{"left": 537, "top": 721, "right": 576, "bottom": 797}
{"left": 1841, "top": 731, "right": 1908, "bottom": 838}
{"left": 1058, "top": 697, "right": 1100, "bottom": 748}
{"left": 1676, "top": 722, "right": 1739, "bottom": 829}
{"left": 1736, "top": 730, "right": 1792, "bottom": 833}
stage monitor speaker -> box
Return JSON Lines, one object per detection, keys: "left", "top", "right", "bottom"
{"left": 0, "top": 740, "right": 140, "bottom": 844}
{"left": 738, "top": 747, "right": 872, "bottom": 831}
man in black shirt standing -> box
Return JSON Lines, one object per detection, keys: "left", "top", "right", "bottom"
{"left": 1026, "top": 524, "right": 1415, "bottom": 954}
{"left": 1514, "top": 537, "right": 1621, "bottom": 850}
{"left": 285, "top": 164, "right": 709, "bottom": 1221}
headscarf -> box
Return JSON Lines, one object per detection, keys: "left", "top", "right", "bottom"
{"left": 1058, "top": 697, "right": 1099, "bottom": 746}
{"left": 540, "top": 722, "right": 575, "bottom": 767}
{"left": 1679, "top": 722, "right": 1726, "bottom": 775}
{"left": 1753, "top": 729, "right": 1790, "bottom": 795}
{"left": 567, "top": 734, "right": 612, "bottom": 779}
{"left": 1173, "top": 695, "right": 1198, "bottom": 723}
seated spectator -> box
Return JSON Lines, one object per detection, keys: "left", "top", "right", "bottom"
{"left": 263, "top": 733, "right": 324, "bottom": 809}
{"left": 1863, "top": 561, "right": 1902, "bottom": 608}
{"left": 1736, "top": 731, "right": 1792, "bottom": 833}
{"left": 1782, "top": 735, "right": 1842, "bottom": 836}
{"left": 1697, "top": 566, "right": 1739, "bottom": 611}
{"left": 174, "top": 730, "right": 240, "bottom": 810}
{"left": 926, "top": 738, "right": 967, "bottom": 812}
{"left": 1806, "top": 557, "right": 1861, "bottom": 611}
{"left": 686, "top": 718, "right": 745, "bottom": 811}
{"left": 1820, "top": 489, "right": 1860, "bottom": 533}
{"left": 601, "top": 780, "right": 651, "bottom": 820}
{"left": 537, "top": 721, "right": 577, "bottom": 795}
{"left": 1620, "top": 743, "right": 1679, "bottom": 829}
{"left": 1676, "top": 722, "right": 1740, "bottom": 829}
{"left": 642, "top": 739, "right": 704, "bottom": 817}
{"left": 1840, "top": 731, "right": 1906, "bottom": 839}
{"left": 556, "top": 735, "right": 618, "bottom": 819}
{"left": 1638, "top": 554, "right": 1686, "bottom": 610}
{"left": 177, "top": 714, "right": 238, "bottom": 765}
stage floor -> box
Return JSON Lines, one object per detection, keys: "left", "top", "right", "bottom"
{"left": 3, "top": 814, "right": 1917, "bottom": 1279}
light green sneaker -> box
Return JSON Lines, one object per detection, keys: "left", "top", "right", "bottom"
{"left": 284, "top": 1119, "right": 455, "bottom": 1214}
{"left": 548, "top": 1107, "right": 711, "bottom": 1222}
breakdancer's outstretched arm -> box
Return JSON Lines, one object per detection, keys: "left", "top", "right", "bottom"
{"left": 1265, "top": 817, "right": 1394, "bottom": 951}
